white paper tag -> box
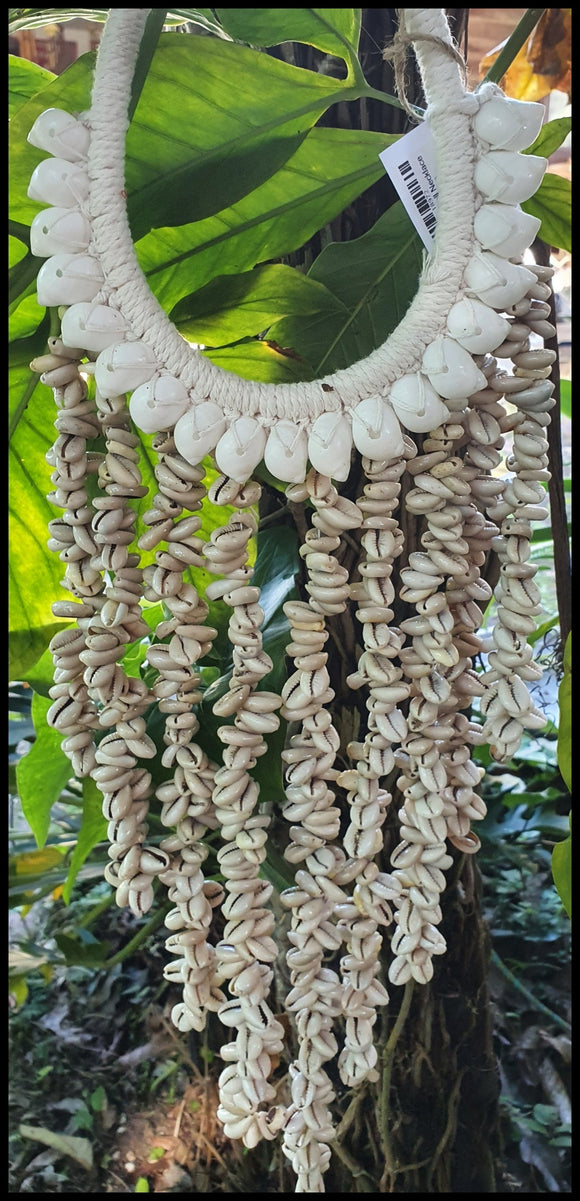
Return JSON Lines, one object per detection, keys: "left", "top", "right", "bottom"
{"left": 379, "top": 122, "right": 439, "bottom": 251}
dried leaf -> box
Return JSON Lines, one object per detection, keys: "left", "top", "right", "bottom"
{"left": 479, "top": 10, "right": 571, "bottom": 102}
{"left": 19, "top": 1125, "right": 93, "bottom": 1171}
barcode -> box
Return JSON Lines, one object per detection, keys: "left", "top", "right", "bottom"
{"left": 398, "top": 160, "right": 437, "bottom": 235}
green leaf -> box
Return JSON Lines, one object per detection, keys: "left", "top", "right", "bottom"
{"left": 523, "top": 116, "right": 572, "bottom": 160}
{"left": 62, "top": 778, "right": 108, "bottom": 904}
{"left": 9, "top": 333, "right": 76, "bottom": 674}
{"left": 19, "top": 1125, "right": 93, "bottom": 1172}
{"left": 9, "top": 54, "right": 55, "bottom": 119}
{"left": 560, "top": 379, "right": 571, "bottom": 419}
{"left": 203, "top": 339, "right": 315, "bottom": 383}
{"left": 172, "top": 263, "right": 345, "bottom": 346}
{"left": 15, "top": 693, "right": 73, "bottom": 848}
{"left": 214, "top": 8, "right": 361, "bottom": 70}
{"left": 557, "top": 633, "right": 571, "bottom": 792}
{"left": 137, "top": 127, "right": 394, "bottom": 312}
{"left": 265, "top": 200, "right": 423, "bottom": 374}
{"left": 552, "top": 820, "right": 571, "bottom": 919}
{"left": 522, "top": 173, "right": 571, "bottom": 253}
{"left": 135, "top": 1179, "right": 150, "bottom": 1193}
{"left": 124, "top": 35, "right": 360, "bottom": 239}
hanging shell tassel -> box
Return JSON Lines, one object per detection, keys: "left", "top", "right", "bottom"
{"left": 338, "top": 448, "right": 414, "bottom": 1086}
{"left": 135, "top": 435, "right": 226, "bottom": 1032}
{"left": 203, "top": 476, "right": 287, "bottom": 1151}
{"left": 36, "top": 343, "right": 103, "bottom": 778}
{"left": 278, "top": 470, "right": 364, "bottom": 1193}
{"left": 86, "top": 387, "right": 170, "bottom": 916}
{"left": 389, "top": 408, "right": 494, "bottom": 984}
{"left": 480, "top": 266, "right": 556, "bottom": 760}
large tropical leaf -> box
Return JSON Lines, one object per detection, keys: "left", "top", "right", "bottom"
{"left": 522, "top": 173, "right": 572, "bottom": 253}
{"left": 172, "top": 262, "right": 345, "bottom": 346}
{"left": 8, "top": 54, "right": 54, "bottom": 119}
{"left": 137, "top": 127, "right": 394, "bottom": 311}
{"left": 62, "top": 778, "right": 108, "bottom": 903}
{"left": 264, "top": 200, "right": 423, "bottom": 374}
{"left": 124, "top": 34, "right": 362, "bottom": 239}
{"left": 16, "top": 693, "right": 73, "bottom": 848}
{"left": 214, "top": 8, "right": 361, "bottom": 72}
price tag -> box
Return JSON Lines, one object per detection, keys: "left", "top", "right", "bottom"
{"left": 380, "top": 122, "right": 439, "bottom": 251}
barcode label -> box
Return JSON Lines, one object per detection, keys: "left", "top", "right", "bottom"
{"left": 379, "top": 122, "right": 439, "bottom": 250}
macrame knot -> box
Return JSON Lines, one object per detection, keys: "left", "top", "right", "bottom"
{"left": 383, "top": 11, "right": 468, "bottom": 124}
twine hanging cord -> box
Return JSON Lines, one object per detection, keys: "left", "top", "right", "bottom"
{"left": 383, "top": 10, "right": 468, "bottom": 122}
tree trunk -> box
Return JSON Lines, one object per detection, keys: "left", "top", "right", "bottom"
{"left": 261, "top": 10, "right": 501, "bottom": 1192}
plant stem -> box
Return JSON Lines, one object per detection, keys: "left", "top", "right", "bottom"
{"left": 379, "top": 980, "right": 415, "bottom": 1187}
{"left": 104, "top": 902, "right": 170, "bottom": 968}
{"left": 477, "top": 9, "right": 547, "bottom": 89}
{"left": 490, "top": 949, "right": 571, "bottom": 1032}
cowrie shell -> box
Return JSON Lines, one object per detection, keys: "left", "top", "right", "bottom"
{"left": 474, "top": 96, "right": 544, "bottom": 152}
{"left": 215, "top": 416, "right": 267, "bottom": 483}
{"left": 308, "top": 411, "right": 353, "bottom": 482}
{"left": 37, "top": 252, "right": 104, "bottom": 307}
{"left": 31, "top": 206, "right": 92, "bottom": 257}
{"left": 129, "top": 373, "right": 190, "bottom": 433}
{"left": 28, "top": 107, "right": 90, "bottom": 161}
{"left": 388, "top": 372, "right": 451, "bottom": 432}
{"left": 264, "top": 419, "right": 308, "bottom": 483}
{"left": 474, "top": 202, "right": 541, "bottom": 259}
{"left": 422, "top": 337, "right": 487, "bottom": 401}
{"left": 351, "top": 396, "right": 404, "bottom": 459}
{"left": 446, "top": 297, "right": 510, "bottom": 354}
{"left": 475, "top": 149, "right": 547, "bottom": 205}
{"left": 28, "top": 156, "right": 90, "bottom": 206}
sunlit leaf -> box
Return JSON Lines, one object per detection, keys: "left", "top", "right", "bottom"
{"left": 522, "top": 173, "right": 571, "bottom": 253}
{"left": 552, "top": 818, "right": 571, "bottom": 919}
{"left": 9, "top": 53, "right": 55, "bottom": 118}
{"left": 214, "top": 8, "right": 361, "bottom": 72}
{"left": 62, "top": 778, "right": 108, "bottom": 903}
{"left": 16, "top": 692, "right": 73, "bottom": 848}
{"left": 203, "top": 339, "right": 315, "bottom": 383}
{"left": 524, "top": 116, "right": 572, "bottom": 160}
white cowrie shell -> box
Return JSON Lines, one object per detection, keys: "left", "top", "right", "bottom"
{"left": 27, "top": 107, "right": 91, "bottom": 161}
{"left": 308, "top": 411, "right": 353, "bottom": 482}
{"left": 61, "top": 301, "right": 131, "bottom": 352}
{"left": 30, "top": 207, "right": 92, "bottom": 257}
{"left": 422, "top": 337, "right": 487, "bottom": 401}
{"left": 464, "top": 250, "right": 537, "bottom": 309}
{"left": 129, "top": 373, "right": 190, "bottom": 433}
{"left": 173, "top": 401, "right": 226, "bottom": 465}
{"left": 389, "top": 373, "right": 451, "bottom": 432}
{"left": 28, "top": 156, "right": 90, "bottom": 206}
{"left": 474, "top": 150, "right": 547, "bottom": 205}
{"left": 351, "top": 396, "right": 404, "bottom": 459}
{"left": 474, "top": 202, "right": 541, "bottom": 259}
{"left": 215, "top": 416, "right": 268, "bottom": 483}
{"left": 95, "top": 340, "right": 159, "bottom": 395}
{"left": 264, "top": 419, "right": 309, "bottom": 483}
{"left": 474, "top": 96, "right": 545, "bottom": 152}
{"left": 446, "top": 297, "right": 510, "bottom": 354}
{"left": 36, "top": 252, "right": 104, "bottom": 307}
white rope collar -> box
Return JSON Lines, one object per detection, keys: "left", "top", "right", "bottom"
{"left": 29, "top": 7, "right": 547, "bottom": 483}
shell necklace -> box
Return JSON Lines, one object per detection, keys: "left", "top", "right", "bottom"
{"left": 27, "top": 7, "right": 555, "bottom": 1192}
